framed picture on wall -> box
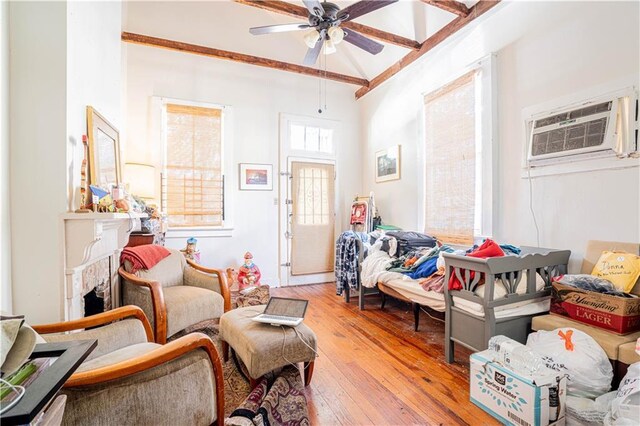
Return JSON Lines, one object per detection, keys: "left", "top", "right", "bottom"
{"left": 375, "top": 145, "right": 401, "bottom": 182}
{"left": 239, "top": 163, "right": 273, "bottom": 191}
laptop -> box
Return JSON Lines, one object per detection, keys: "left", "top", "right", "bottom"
{"left": 252, "top": 297, "right": 309, "bottom": 327}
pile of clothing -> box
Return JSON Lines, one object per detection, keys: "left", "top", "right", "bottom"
{"left": 359, "top": 236, "right": 528, "bottom": 294}
{"left": 335, "top": 231, "right": 369, "bottom": 296}
{"left": 447, "top": 239, "right": 522, "bottom": 291}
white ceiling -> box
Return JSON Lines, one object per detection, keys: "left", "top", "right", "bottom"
{"left": 123, "top": 0, "right": 477, "bottom": 81}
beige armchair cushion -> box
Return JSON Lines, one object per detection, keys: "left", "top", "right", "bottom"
{"left": 76, "top": 342, "right": 160, "bottom": 373}
{"left": 122, "top": 282, "right": 156, "bottom": 334}
{"left": 126, "top": 249, "right": 186, "bottom": 288}
{"left": 61, "top": 349, "right": 217, "bottom": 426}
{"left": 42, "top": 318, "right": 149, "bottom": 362}
{"left": 164, "top": 286, "right": 224, "bottom": 337}
{"left": 184, "top": 265, "right": 222, "bottom": 294}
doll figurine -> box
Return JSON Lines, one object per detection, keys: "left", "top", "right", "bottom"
{"left": 237, "top": 252, "right": 261, "bottom": 291}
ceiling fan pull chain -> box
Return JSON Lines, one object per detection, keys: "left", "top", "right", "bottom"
{"left": 318, "top": 56, "right": 322, "bottom": 114}
{"left": 324, "top": 56, "right": 328, "bottom": 112}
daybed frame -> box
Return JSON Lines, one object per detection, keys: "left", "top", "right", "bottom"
{"left": 443, "top": 247, "right": 571, "bottom": 363}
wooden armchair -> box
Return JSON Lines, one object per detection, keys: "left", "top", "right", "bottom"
{"left": 33, "top": 306, "right": 225, "bottom": 426}
{"left": 118, "top": 248, "right": 231, "bottom": 344}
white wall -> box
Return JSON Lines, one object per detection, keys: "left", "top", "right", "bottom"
{"left": 124, "top": 44, "right": 361, "bottom": 285}
{"left": 9, "top": 1, "right": 122, "bottom": 323}
{"left": 0, "top": 0, "right": 11, "bottom": 313}
{"left": 67, "top": 1, "right": 122, "bottom": 211}
{"left": 360, "top": 1, "right": 640, "bottom": 271}
{"left": 10, "top": 1, "right": 68, "bottom": 323}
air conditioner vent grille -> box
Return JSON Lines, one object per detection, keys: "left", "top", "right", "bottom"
{"left": 533, "top": 101, "right": 612, "bottom": 129}
{"left": 531, "top": 117, "right": 608, "bottom": 156}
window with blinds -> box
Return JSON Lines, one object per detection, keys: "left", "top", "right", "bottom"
{"left": 424, "top": 71, "right": 479, "bottom": 245}
{"left": 162, "top": 103, "right": 224, "bottom": 228}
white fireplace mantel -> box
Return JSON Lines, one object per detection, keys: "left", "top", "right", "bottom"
{"left": 62, "top": 212, "right": 147, "bottom": 320}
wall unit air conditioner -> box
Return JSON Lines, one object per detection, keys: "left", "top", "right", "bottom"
{"left": 526, "top": 87, "right": 638, "bottom": 167}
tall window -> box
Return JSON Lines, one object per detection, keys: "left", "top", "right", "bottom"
{"left": 424, "top": 70, "right": 481, "bottom": 245}
{"left": 162, "top": 103, "right": 224, "bottom": 228}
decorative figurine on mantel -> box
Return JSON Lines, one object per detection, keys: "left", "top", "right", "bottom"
{"left": 237, "top": 252, "right": 261, "bottom": 292}
{"left": 75, "top": 135, "right": 91, "bottom": 213}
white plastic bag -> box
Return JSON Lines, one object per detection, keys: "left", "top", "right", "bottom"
{"left": 526, "top": 327, "right": 613, "bottom": 398}
{"left": 604, "top": 362, "right": 640, "bottom": 425}
{"left": 566, "top": 392, "right": 616, "bottom": 426}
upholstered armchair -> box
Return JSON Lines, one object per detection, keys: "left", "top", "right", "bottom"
{"left": 32, "top": 305, "right": 225, "bottom": 426}
{"left": 118, "top": 248, "right": 231, "bottom": 344}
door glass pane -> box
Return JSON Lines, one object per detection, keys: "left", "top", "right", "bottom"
{"left": 296, "top": 166, "right": 330, "bottom": 225}
{"left": 305, "top": 127, "right": 319, "bottom": 151}
{"left": 291, "top": 124, "right": 305, "bottom": 150}
{"left": 319, "top": 128, "right": 333, "bottom": 153}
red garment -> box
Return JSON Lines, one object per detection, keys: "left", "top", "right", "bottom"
{"left": 121, "top": 245, "right": 171, "bottom": 273}
{"left": 447, "top": 239, "right": 505, "bottom": 290}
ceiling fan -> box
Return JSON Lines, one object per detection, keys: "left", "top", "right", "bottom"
{"left": 249, "top": 0, "right": 398, "bottom": 66}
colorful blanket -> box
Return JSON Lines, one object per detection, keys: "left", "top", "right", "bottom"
{"left": 120, "top": 245, "right": 171, "bottom": 273}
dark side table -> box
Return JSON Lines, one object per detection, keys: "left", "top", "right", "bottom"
{"left": 1, "top": 340, "right": 97, "bottom": 425}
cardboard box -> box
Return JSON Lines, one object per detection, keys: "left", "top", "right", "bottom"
{"left": 550, "top": 282, "right": 640, "bottom": 334}
{"left": 470, "top": 350, "right": 567, "bottom": 426}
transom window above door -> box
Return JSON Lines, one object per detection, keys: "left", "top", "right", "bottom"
{"left": 290, "top": 123, "right": 334, "bottom": 154}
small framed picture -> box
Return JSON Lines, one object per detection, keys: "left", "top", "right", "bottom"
{"left": 375, "top": 145, "right": 401, "bottom": 182}
{"left": 239, "top": 163, "right": 273, "bottom": 191}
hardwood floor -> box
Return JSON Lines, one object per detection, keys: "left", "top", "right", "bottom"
{"left": 272, "top": 283, "right": 498, "bottom": 426}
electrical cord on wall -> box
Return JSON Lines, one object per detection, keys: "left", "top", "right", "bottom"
{"left": 527, "top": 164, "right": 541, "bottom": 247}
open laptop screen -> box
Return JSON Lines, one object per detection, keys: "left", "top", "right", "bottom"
{"left": 264, "top": 297, "right": 308, "bottom": 318}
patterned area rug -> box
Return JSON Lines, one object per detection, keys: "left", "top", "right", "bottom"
{"left": 170, "top": 318, "right": 310, "bottom": 424}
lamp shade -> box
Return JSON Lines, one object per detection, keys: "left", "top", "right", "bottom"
{"left": 124, "top": 163, "right": 156, "bottom": 199}
{"left": 323, "top": 39, "right": 336, "bottom": 55}
{"left": 328, "top": 26, "right": 344, "bottom": 44}
{"left": 303, "top": 29, "right": 320, "bottom": 48}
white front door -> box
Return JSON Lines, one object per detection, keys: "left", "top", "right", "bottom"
{"left": 279, "top": 114, "right": 339, "bottom": 286}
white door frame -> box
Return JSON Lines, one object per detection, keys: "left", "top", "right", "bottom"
{"left": 278, "top": 113, "right": 340, "bottom": 287}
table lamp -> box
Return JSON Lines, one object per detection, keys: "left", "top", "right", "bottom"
{"left": 124, "top": 162, "right": 156, "bottom": 201}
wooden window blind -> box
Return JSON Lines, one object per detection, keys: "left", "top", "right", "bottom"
{"left": 424, "top": 71, "right": 478, "bottom": 245}
{"left": 162, "top": 103, "right": 224, "bottom": 228}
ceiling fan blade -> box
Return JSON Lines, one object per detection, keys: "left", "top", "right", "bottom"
{"left": 303, "top": 32, "right": 324, "bottom": 65}
{"left": 249, "top": 23, "right": 311, "bottom": 35}
{"left": 340, "top": 0, "right": 398, "bottom": 21}
{"left": 302, "top": 0, "right": 325, "bottom": 18}
{"left": 343, "top": 29, "right": 384, "bottom": 55}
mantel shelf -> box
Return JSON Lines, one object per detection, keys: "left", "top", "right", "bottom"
{"left": 61, "top": 212, "right": 148, "bottom": 220}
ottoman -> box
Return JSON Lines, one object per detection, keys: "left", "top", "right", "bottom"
{"left": 219, "top": 306, "right": 317, "bottom": 387}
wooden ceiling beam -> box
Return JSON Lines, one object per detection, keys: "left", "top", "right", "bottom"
{"left": 234, "top": 0, "right": 421, "bottom": 50}
{"left": 355, "top": 0, "right": 500, "bottom": 99}
{"left": 121, "top": 32, "right": 369, "bottom": 87}
{"left": 420, "top": 0, "right": 470, "bottom": 17}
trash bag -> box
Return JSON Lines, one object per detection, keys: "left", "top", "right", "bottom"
{"left": 526, "top": 328, "right": 613, "bottom": 398}
{"left": 604, "top": 362, "right": 640, "bottom": 425}
{"left": 566, "top": 392, "right": 616, "bottom": 426}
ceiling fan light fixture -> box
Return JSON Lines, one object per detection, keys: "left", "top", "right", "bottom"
{"left": 327, "top": 26, "right": 344, "bottom": 45}
{"left": 303, "top": 29, "right": 321, "bottom": 48}
{"left": 323, "top": 39, "right": 337, "bottom": 55}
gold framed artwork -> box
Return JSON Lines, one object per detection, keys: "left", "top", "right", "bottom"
{"left": 375, "top": 145, "right": 401, "bottom": 182}
{"left": 86, "top": 106, "right": 121, "bottom": 189}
